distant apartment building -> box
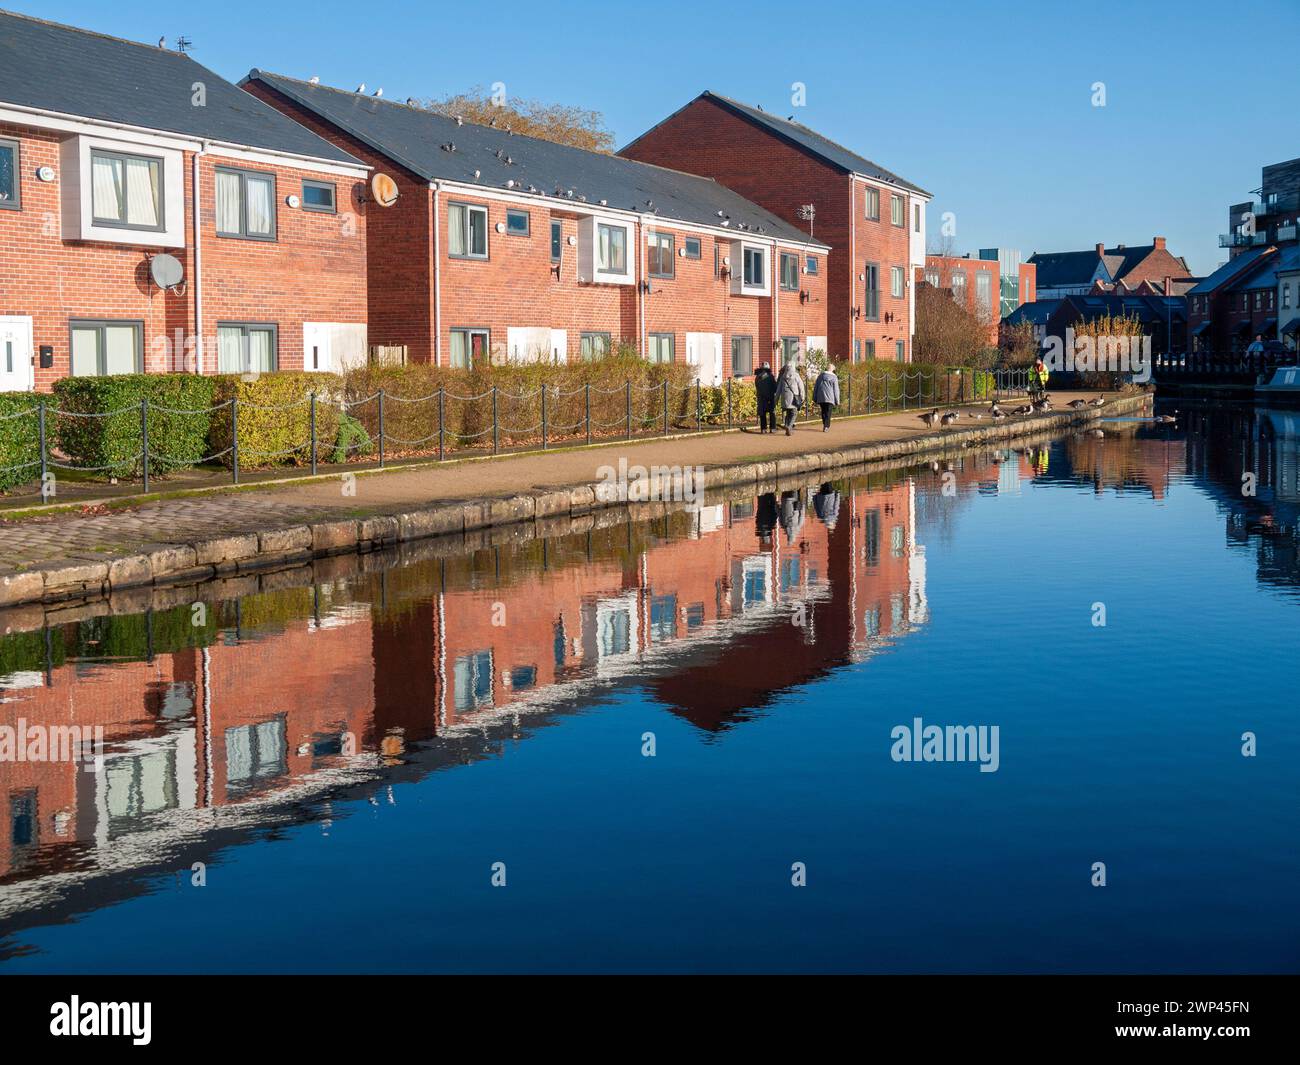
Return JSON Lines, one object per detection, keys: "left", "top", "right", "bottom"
{"left": 978, "top": 248, "right": 1036, "bottom": 317}
{"left": 1186, "top": 245, "right": 1295, "bottom": 353}
{"left": 1027, "top": 237, "right": 1192, "bottom": 299}
{"left": 0, "top": 11, "right": 370, "bottom": 392}
{"left": 1222, "top": 157, "right": 1300, "bottom": 259}
{"left": 618, "top": 92, "right": 929, "bottom": 363}
{"left": 244, "top": 74, "right": 829, "bottom": 378}
{"left": 918, "top": 254, "right": 1002, "bottom": 344}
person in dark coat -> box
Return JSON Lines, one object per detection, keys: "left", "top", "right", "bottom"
{"left": 776, "top": 362, "right": 806, "bottom": 435}
{"left": 812, "top": 366, "right": 840, "bottom": 432}
{"left": 755, "top": 491, "right": 778, "bottom": 546}
{"left": 753, "top": 364, "right": 777, "bottom": 433}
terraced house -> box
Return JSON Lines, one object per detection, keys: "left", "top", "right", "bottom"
{"left": 619, "top": 92, "right": 929, "bottom": 363}
{"left": 0, "top": 11, "right": 369, "bottom": 392}
{"left": 244, "top": 73, "right": 830, "bottom": 380}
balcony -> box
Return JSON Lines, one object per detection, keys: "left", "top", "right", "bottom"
{"left": 1252, "top": 193, "right": 1299, "bottom": 218}
{"left": 1277, "top": 225, "right": 1297, "bottom": 242}
{"left": 1219, "top": 231, "right": 1268, "bottom": 248}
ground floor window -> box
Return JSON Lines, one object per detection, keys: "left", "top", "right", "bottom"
{"left": 731, "top": 335, "right": 753, "bottom": 376}
{"left": 647, "top": 332, "right": 674, "bottom": 364}
{"left": 449, "top": 327, "right": 489, "bottom": 369}
{"left": 896, "top": 340, "right": 906, "bottom": 361}
{"left": 864, "top": 339, "right": 876, "bottom": 360}
{"left": 580, "top": 331, "right": 611, "bottom": 360}
{"left": 780, "top": 336, "right": 799, "bottom": 365}
{"left": 217, "top": 322, "right": 277, "bottom": 374}
{"left": 70, "top": 319, "right": 142, "bottom": 376}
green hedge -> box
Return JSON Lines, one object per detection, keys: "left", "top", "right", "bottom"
{"left": 208, "top": 372, "right": 344, "bottom": 469}
{"left": 52, "top": 374, "right": 217, "bottom": 479}
{"left": 0, "top": 392, "right": 41, "bottom": 492}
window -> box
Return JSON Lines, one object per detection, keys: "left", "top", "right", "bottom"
{"left": 914, "top": 202, "right": 922, "bottom": 233}
{"left": 70, "top": 320, "right": 142, "bottom": 376}
{"left": 301, "top": 179, "right": 336, "bottom": 213}
{"left": 864, "top": 263, "right": 879, "bottom": 320}
{"left": 896, "top": 340, "right": 906, "bottom": 360}
{"left": 853, "top": 339, "right": 861, "bottom": 361}
{"left": 743, "top": 245, "right": 765, "bottom": 287}
{"left": 551, "top": 219, "right": 562, "bottom": 261}
{"left": 864, "top": 339, "right": 876, "bottom": 360}
{"left": 1284, "top": 285, "right": 1291, "bottom": 310}
{"left": 976, "top": 271, "right": 993, "bottom": 319}
{"left": 865, "top": 186, "right": 879, "bottom": 221}
{"left": 449, "top": 201, "right": 488, "bottom": 258}
{"left": 92, "top": 149, "right": 163, "bottom": 231}
{"left": 453, "top": 650, "right": 494, "bottom": 712}
{"left": 648, "top": 230, "right": 675, "bottom": 278}
{"left": 580, "top": 331, "right": 611, "bottom": 360}
{"left": 450, "top": 327, "right": 490, "bottom": 368}
{"left": 684, "top": 236, "right": 701, "bottom": 259}
{"left": 1254, "top": 291, "right": 1262, "bottom": 310}
{"left": 217, "top": 322, "right": 277, "bottom": 374}
{"left": 647, "top": 333, "right": 674, "bottom": 364}
{"left": 714, "top": 243, "right": 721, "bottom": 278}
{"left": 0, "top": 138, "right": 18, "bottom": 210}
{"left": 731, "top": 335, "right": 753, "bottom": 376}
{"left": 506, "top": 208, "right": 530, "bottom": 236}
{"left": 951, "top": 269, "right": 966, "bottom": 304}
{"left": 806, "top": 256, "right": 818, "bottom": 275}
{"left": 780, "top": 252, "right": 799, "bottom": 290}
{"left": 225, "top": 717, "right": 287, "bottom": 792}
{"left": 781, "top": 337, "right": 800, "bottom": 365}
{"left": 890, "top": 193, "right": 905, "bottom": 227}
{"left": 891, "top": 265, "right": 906, "bottom": 299}
{"left": 597, "top": 222, "right": 627, "bottom": 275}
{"left": 650, "top": 595, "right": 678, "bottom": 642}
{"left": 924, "top": 268, "right": 940, "bottom": 287}
{"left": 214, "top": 166, "right": 275, "bottom": 240}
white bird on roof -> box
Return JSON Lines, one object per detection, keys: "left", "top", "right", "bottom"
{"left": 309, "top": 76, "right": 320, "bottom": 84}
{"left": 373, "top": 88, "right": 383, "bottom": 97}
{"left": 158, "top": 36, "right": 166, "bottom": 48}
{"left": 356, "top": 82, "right": 365, "bottom": 93}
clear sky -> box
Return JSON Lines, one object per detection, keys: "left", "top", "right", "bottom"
{"left": 15, "top": 0, "right": 1300, "bottom": 275}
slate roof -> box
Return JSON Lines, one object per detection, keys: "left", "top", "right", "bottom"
{"left": 1029, "top": 243, "right": 1189, "bottom": 290}
{"left": 1187, "top": 246, "right": 1276, "bottom": 295}
{"left": 1002, "top": 299, "right": 1061, "bottom": 326}
{"left": 664, "top": 92, "right": 931, "bottom": 197}
{"left": 0, "top": 10, "right": 361, "bottom": 165}
{"left": 247, "top": 72, "right": 828, "bottom": 246}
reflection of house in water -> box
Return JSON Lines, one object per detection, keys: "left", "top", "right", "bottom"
{"left": 0, "top": 476, "right": 925, "bottom": 914}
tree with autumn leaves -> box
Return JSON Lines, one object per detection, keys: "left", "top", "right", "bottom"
{"left": 419, "top": 86, "right": 614, "bottom": 153}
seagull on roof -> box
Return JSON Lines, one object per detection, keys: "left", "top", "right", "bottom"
{"left": 356, "top": 82, "right": 365, "bottom": 93}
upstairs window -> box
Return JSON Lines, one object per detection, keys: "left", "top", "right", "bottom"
{"left": 890, "top": 193, "right": 905, "bottom": 227}
{"left": 913, "top": 202, "right": 922, "bottom": 232}
{"left": 215, "top": 167, "right": 274, "bottom": 240}
{"left": 780, "top": 252, "right": 799, "bottom": 290}
{"left": 684, "top": 236, "right": 701, "bottom": 259}
{"left": 648, "top": 231, "right": 675, "bottom": 278}
{"left": 597, "top": 222, "right": 627, "bottom": 275}
{"left": 551, "top": 219, "right": 562, "bottom": 261}
{"left": 892, "top": 265, "right": 906, "bottom": 299}
{"left": 865, "top": 186, "right": 879, "bottom": 221}
{"left": 93, "top": 149, "right": 163, "bottom": 231}
{"left": 743, "top": 246, "right": 765, "bottom": 287}
{"left": 0, "top": 138, "right": 18, "bottom": 210}
{"left": 449, "top": 202, "right": 488, "bottom": 258}
{"left": 301, "top": 179, "right": 336, "bottom": 213}
{"left": 806, "top": 255, "right": 818, "bottom": 276}
{"left": 506, "top": 208, "right": 530, "bottom": 236}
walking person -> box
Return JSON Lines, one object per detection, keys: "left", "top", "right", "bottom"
{"left": 813, "top": 364, "right": 840, "bottom": 432}
{"left": 776, "top": 361, "right": 805, "bottom": 436}
{"left": 754, "top": 364, "right": 777, "bottom": 433}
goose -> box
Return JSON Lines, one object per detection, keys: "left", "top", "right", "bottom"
{"left": 919, "top": 409, "right": 940, "bottom": 428}
{"left": 940, "top": 411, "right": 959, "bottom": 427}
{"left": 1153, "top": 413, "right": 1177, "bottom": 424}
{"left": 1012, "top": 403, "right": 1034, "bottom": 416}
{"left": 990, "top": 405, "right": 1009, "bottom": 420}
{"left": 1088, "top": 428, "right": 1105, "bottom": 439}
{"left": 1067, "top": 399, "right": 1088, "bottom": 409}
{"left": 1089, "top": 394, "right": 1105, "bottom": 406}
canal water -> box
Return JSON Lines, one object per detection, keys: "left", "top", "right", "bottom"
{"left": 1, "top": 404, "right": 1297, "bottom": 973}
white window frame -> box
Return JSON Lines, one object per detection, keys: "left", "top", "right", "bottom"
{"left": 891, "top": 265, "right": 906, "bottom": 299}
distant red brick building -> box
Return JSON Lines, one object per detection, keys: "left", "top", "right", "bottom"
{"left": 619, "top": 92, "right": 929, "bottom": 363}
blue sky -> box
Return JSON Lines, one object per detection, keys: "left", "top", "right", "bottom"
{"left": 18, "top": 0, "right": 1300, "bottom": 275}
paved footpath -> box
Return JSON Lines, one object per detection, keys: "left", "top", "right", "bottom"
{"left": 0, "top": 391, "right": 1145, "bottom": 604}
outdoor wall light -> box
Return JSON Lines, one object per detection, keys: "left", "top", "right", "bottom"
{"left": 495, "top": 221, "right": 506, "bottom": 233}
{"left": 36, "top": 165, "right": 55, "bottom": 182}
{"left": 286, "top": 194, "right": 300, "bottom": 208}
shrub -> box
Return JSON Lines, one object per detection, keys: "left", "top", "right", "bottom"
{"left": 0, "top": 392, "right": 41, "bottom": 492}
{"left": 52, "top": 374, "right": 217, "bottom": 479}
{"left": 208, "top": 372, "right": 342, "bottom": 469}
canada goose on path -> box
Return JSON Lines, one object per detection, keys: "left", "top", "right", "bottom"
{"left": 1089, "top": 395, "right": 1105, "bottom": 406}
{"left": 940, "top": 411, "right": 959, "bottom": 426}
{"left": 1067, "top": 399, "right": 1088, "bottom": 409}
{"left": 919, "top": 409, "right": 940, "bottom": 427}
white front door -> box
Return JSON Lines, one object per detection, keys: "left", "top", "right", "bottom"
{"left": 686, "top": 332, "right": 723, "bottom": 386}
{"left": 0, "top": 316, "right": 34, "bottom": 392}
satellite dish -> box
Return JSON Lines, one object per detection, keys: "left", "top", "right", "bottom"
{"left": 149, "top": 253, "right": 184, "bottom": 290}
{"left": 370, "top": 173, "right": 399, "bottom": 207}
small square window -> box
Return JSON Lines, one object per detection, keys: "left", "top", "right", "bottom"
{"left": 684, "top": 237, "right": 701, "bottom": 259}
{"left": 806, "top": 256, "right": 818, "bottom": 275}
{"left": 301, "top": 179, "right": 336, "bottom": 213}
{"left": 506, "top": 208, "right": 530, "bottom": 236}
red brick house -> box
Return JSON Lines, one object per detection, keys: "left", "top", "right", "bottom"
{"left": 917, "top": 254, "right": 1003, "bottom": 344}
{"left": 618, "top": 92, "right": 930, "bottom": 363}
{"left": 1028, "top": 237, "right": 1192, "bottom": 300}
{"left": 244, "top": 73, "right": 830, "bottom": 379}
{"left": 0, "top": 12, "right": 369, "bottom": 392}
{"left": 1185, "top": 246, "right": 1281, "bottom": 354}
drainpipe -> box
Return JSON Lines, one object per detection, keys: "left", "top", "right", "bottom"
{"left": 638, "top": 219, "right": 645, "bottom": 356}
{"left": 850, "top": 181, "right": 856, "bottom": 361}
{"left": 192, "top": 142, "right": 206, "bottom": 373}
{"left": 773, "top": 243, "right": 780, "bottom": 363}
{"left": 431, "top": 182, "right": 442, "bottom": 365}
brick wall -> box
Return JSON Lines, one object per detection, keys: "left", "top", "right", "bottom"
{"left": 0, "top": 119, "right": 367, "bottom": 391}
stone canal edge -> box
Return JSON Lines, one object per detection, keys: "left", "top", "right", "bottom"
{"left": 1, "top": 393, "right": 1150, "bottom": 610}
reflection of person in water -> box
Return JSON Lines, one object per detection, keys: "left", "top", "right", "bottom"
{"left": 812, "top": 482, "right": 840, "bottom": 528}
{"left": 755, "top": 492, "right": 778, "bottom": 546}
{"left": 779, "top": 489, "right": 805, "bottom": 544}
